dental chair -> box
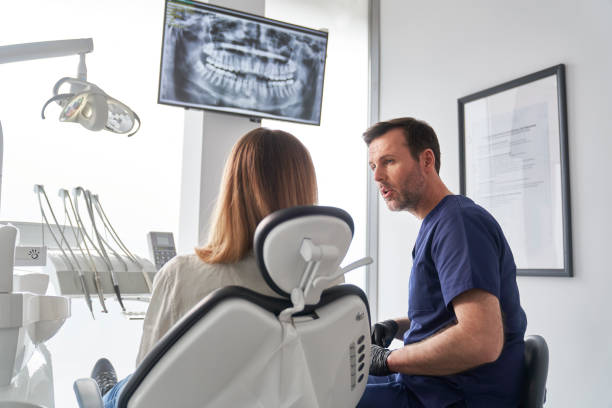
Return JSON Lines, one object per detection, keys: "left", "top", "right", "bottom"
{"left": 74, "top": 205, "right": 372, "bottom": 408}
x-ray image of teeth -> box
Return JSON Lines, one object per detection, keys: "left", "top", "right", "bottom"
{"left": 158, "top": 2, "right": 328, "bottom": 124}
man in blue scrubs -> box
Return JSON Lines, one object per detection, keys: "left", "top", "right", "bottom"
{"left": 358, "top": 117, "right": 527, "bottom": 407}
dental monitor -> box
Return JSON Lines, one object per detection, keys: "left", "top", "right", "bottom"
{"left": 158, "top": 0, "right": 328, "bottom": 125}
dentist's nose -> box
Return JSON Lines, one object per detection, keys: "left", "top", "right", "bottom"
{"left": 373, "top": 166, "right": 385, "bottom": 183}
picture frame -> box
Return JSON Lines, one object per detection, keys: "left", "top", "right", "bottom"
{"left": 458, "top": 64, "right": 572, "bottom": 277}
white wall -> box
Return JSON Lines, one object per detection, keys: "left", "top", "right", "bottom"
{"left": 377, "top": 1, "right": 612, "bottom": 406}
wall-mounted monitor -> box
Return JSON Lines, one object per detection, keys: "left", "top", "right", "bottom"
{"left": 158, "top": 0, "right": 328, "bottom": 125}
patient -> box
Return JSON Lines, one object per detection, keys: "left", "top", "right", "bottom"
{"left": 92, "top": 127, "right": 328, "bottom": 408}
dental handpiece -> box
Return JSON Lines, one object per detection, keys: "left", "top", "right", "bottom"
{"left": 92, "top": 194, "right": 153, "bottom": 292}
{"left": 34, "top": 185, "right": 95, "bottom": 319}
{"left": 93, "top": 229, "right": 130, "bottom": 275}
{"left": 81, "top": 189, "right": 125, "bottom": 311}
{"left": 71, "top": 188, "right": 113, "bottom": 308}
{"left": 73, "top": 187, "right": 125, "bottom": 311}
{"left": 60, "top": 189, "right": 107, "bottom": 313}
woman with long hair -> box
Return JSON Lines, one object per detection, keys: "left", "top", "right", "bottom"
{"left": 94, "top": 127, "right": 329, "bottom": 408}
{"left": 137, "top": 126, "right": 320, "bottom": 363}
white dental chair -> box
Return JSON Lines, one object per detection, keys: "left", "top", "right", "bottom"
{"left": 74, "top": 205, "right": 372, "bottom": 408}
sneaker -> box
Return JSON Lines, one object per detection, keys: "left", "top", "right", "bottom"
{"left": 91, "top": 358, "right": 118, "bottom": 396}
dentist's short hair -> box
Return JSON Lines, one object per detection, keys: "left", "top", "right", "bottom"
{"left": 363, "top": 117, "right": 441, "bottom": 174}
{"left": 197, "top": 127, "right": 318, "bottom": 264}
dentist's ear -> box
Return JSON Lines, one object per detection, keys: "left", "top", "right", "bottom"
{"left": 421, "top": 149, "right": 435, "bottom": 171}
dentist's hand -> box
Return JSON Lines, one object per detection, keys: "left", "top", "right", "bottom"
{"left": 369, "top": 344, "right": 393, "bottom": 376}
{"left": 371, "top": 319, "right": 399, "bottom": 347}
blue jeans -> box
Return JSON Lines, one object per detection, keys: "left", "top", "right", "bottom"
{"left": 102, "top": 374, "right": 132, "bottom": 408}
{"left": 357, "top": 374, "right": 469, "bottom": 408}
{"left": 357, "top": 374, "right": 421, "bottom": 408}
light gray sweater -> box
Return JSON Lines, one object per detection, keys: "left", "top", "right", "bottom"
{"left": 136, "top": 252, "right": 281, "bottom": 365}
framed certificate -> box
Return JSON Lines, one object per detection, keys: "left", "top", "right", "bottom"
{"left": 458, "top": 64, "right": 572, "bottom": 277}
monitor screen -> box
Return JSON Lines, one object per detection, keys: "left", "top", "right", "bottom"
{"left": 158, "top": 0, "right": 328, "bottom": 125}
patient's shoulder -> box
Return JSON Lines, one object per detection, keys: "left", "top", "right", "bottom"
{"left": 153, "top": 253, "right": 200, "bottom": 283}
{"left": 158, "top": 252, "right": 246, "bottom": 279}
{"left": 168, "top": 253, "right": 201, "bottom": 268}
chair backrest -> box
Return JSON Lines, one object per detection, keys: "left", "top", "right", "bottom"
{"left": 117, "top": 206, "right": 371, "bottom": 408}
{"left": 520, "top": 335, "right": 549, "bottom": 408}
{"left": 255, "top": 205, "right": 354, "bottom": 305}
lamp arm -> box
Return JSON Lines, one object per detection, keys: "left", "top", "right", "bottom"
{"left": 0, "top": 39, "right": 93, "bottom": 65}
{"left": 77, "top": 53, "right": 87, "bottom": 81}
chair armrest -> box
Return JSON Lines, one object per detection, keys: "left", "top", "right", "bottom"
{"left": 73, "top": 378, "right": 104, "bottom": 408}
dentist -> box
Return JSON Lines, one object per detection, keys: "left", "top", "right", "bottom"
{"left": 358, "top": 118, "right": 527, "bottom": 408}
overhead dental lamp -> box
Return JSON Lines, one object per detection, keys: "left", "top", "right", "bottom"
{"left": 0, "top": 38, "right": 140, "bottom": 136}
{"left": 0, "top": 38, "right": 141, "bottom": 212}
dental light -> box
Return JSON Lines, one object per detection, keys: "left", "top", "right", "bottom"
{"left": 0, "top": 38, "right": 140, "bottom": 136}
{"left": 41, "top": 77, "right": 141, "bottom": 137}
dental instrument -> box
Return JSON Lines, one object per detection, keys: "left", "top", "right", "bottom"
{"left": 92, "top": 193, "right": 153, "bottom": 292}
{"left": 59, "top": 189, "right": 108, "bottom": 313}
{"left": 73, "top": 187, "right": 125, "bottom": 311}
{"left": 34, "top": 184, "right": 95, "bottom": 319}
{"left": 82, "top": 189, "right": 126, "bottom": 311}
{"left": 69, "top": 188, "right": 114, "bottom": 271}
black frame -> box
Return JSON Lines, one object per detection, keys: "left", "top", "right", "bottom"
{"left": 157, "top": 0, "right": 328, "bottom": 125}
{"left": 458, "top": 64, "right": 572, "bottom": 277}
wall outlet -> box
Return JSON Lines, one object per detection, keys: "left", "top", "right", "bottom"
{"left": 15, "top": 246, "right": 47, "bottom": 266}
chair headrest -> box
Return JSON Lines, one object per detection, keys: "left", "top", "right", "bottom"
{"left": 254, "top": 206, "right": 354, "bottom": 304}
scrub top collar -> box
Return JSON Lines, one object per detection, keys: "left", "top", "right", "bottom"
{"left": 422, "top": 194, "right": 455, "bottom": 225}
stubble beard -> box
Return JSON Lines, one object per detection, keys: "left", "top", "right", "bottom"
{"left": 385, "top": 172, "right": 426, "bottom": 213}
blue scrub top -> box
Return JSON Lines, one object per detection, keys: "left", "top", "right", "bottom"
{"left": 401, "top": 195, "right": 527, "bottom": 407}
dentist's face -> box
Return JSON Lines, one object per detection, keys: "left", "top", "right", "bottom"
{"left": 368, "top": 128, "right": 425, "bottom": 212}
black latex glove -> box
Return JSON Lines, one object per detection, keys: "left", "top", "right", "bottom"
{"left": 371, "top": 319, "right": 399, "bottom": 347}
{"left": 369, "top": 344, "right": 393, "bottom": 376}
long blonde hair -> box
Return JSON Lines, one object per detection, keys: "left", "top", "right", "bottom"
{"left": 196, "top": 127, "right": 318, "bottom": 264}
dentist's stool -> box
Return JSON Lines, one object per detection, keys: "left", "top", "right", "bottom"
{"left": 74, "top": 205, "right": 372, "bottom": 408}
{"left": 519, "top": 335, "right": 549, "bottom": 408}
